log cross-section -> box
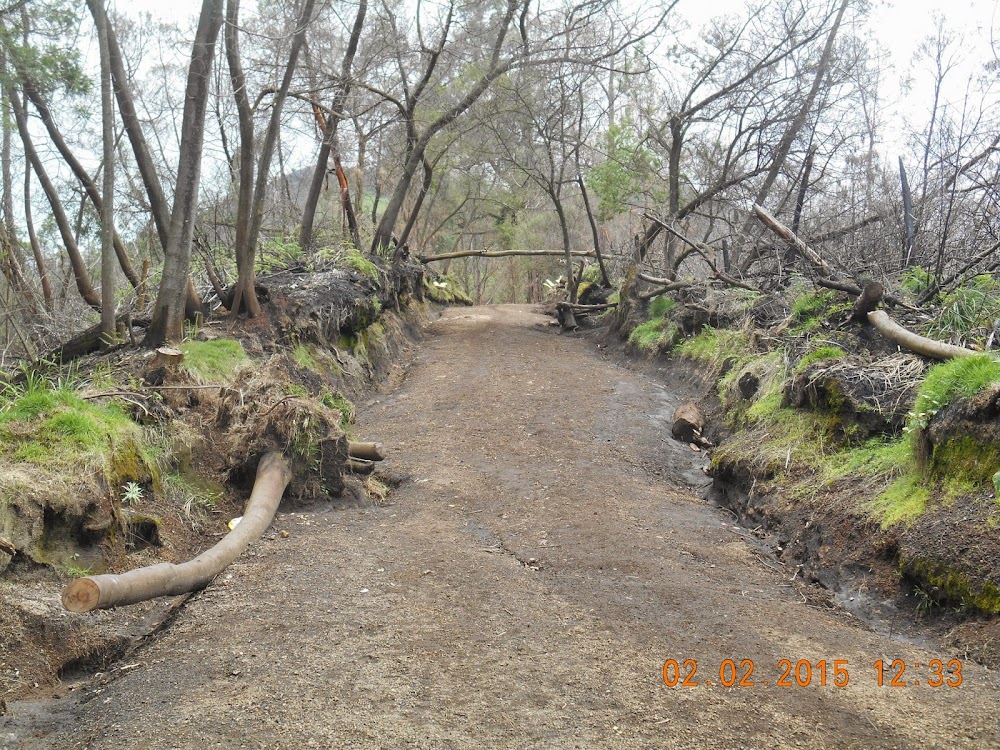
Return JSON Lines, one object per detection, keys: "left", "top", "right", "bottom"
{"left": 62, "top": 452, "right": 291, "bottom": 613}
{"left": 348, "top": 441, "right": 386, "bottom": 461}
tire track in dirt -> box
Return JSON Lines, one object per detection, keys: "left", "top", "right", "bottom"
{"left": 4, "top": 305, "right": 998, "bottom": 749}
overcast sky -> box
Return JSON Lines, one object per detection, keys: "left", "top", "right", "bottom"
{"left": 111, "top": 0, "right": 998, "bottom": 151}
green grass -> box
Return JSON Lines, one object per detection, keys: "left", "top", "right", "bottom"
{"left": 791, "top": 290, "right": 837, "bottom": 323}
{"left": 321, "top": 392, "right": 355, "bottom": 431}
{"left": 869, "top": 474, "right": 931, "bottom": 526}
{"left": 181, "top": 339, "right": 248, "bottom": 382}
{"left": 907, "top": 354, "right": 1000, "bottom": 430}
{"left": 424, "top": 273, "right": 473, "bottom": 305}
{"left": 648, "top": 295, "right": 676, "bottom": 318}
{"left": 794, "top": 345, "right": 846, "bottom": 374}
{"left": 0, "top": 382, "right": 160, "bottom": 483}
{"left": 900, "top": 266, "right": 935, "bottom": 296}
{"left": 926, "top": 274, "right": 1000, "bottom": 346}
{"left": 627, "top": 295, "right": 680, "bottom": 354}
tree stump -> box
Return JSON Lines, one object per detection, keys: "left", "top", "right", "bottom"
{"left": 143, "top": 346, "right": 184, "bottom": 386}
{"left": 850, "top": 281, "right": 884, "bottom": 322}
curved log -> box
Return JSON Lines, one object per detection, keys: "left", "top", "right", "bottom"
{"left": 62, "top": 452, "right": 291, "bottom": 613}
{"left": 867, "top": 311, "right": 975, "bottom": 360}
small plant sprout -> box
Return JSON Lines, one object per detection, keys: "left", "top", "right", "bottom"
{"left": 122, "top": 481, "right": 144, "bottom": 505}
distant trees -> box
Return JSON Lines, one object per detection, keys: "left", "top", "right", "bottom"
{"left": 0, "top": 0, "right": 995, "bottom": 349}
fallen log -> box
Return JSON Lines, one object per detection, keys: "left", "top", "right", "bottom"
{"left": 752, "top": 204, "right": 837, "bottom": 278}
{"left": 753, "top": 205, "right": 915, "bottom": 309}
{"left": 867, "top": 310, "right": 975, "bottom": 360}
{"left": 557, "top": 301, "right": 617, "bottom": 312}
{"left": 62, "top": 452, "right": 291, "bottom": 613}
{"left": 346, "top": 457, "right": 376, "bottom": 475}
{"left": 418, "top": 249, "right": 594, "bottom": 263}
{"left": 348, "top": 441, "right": 386, "bottom": 461}
{"left": 671, "top": 402, "right": 707, "bottom": 444}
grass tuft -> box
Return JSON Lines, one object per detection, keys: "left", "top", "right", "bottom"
{"left": 907, "top": 354, "right": 1000, "bottom": 430}
{"left": 181, "top": 339, "right": 248, "bottom": 383}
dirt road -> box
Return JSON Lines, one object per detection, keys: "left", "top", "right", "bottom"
{"left": 5, "top": 305, "right": 999, "bottom": 749}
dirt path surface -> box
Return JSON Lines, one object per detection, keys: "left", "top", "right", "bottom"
{"left": 4, "top": 305, "right": 999, "bottom": 749}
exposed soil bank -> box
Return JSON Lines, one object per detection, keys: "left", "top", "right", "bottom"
{"left": 0, "top": 266, "right": 442, "bottom": 705}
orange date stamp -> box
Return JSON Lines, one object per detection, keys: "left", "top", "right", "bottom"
{"left": 662, "top": 658, "right": 963, "bottom": 688}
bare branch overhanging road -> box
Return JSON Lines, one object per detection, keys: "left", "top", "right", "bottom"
{"left": 5, "top": 306, "right": 999, "bottom": 749}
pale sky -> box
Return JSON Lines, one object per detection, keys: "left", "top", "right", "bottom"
{"left": 113, "top": 0, "right": 998, "bottom": 152}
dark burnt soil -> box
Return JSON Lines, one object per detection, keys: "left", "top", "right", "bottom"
{"left": 5, "top": 305, "right": 998, "bottom": 748}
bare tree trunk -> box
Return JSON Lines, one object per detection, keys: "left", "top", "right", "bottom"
{"left": 95, "top": 0, "right": 201, "bottom": 312}
{"left": 228, "top": 0, "right": 317, "bottom": 318}
{"left": 90, "top": 0, "right": 117, "bottom": 342}
{"left": 299, "top": 0, "right": 367, "bottom": 251}
{"left": 19, "top": 84, "right": 139, "bottom": 288}
{"left": 550, "top": 188, "right": 577, "bottom": 303}
{"left": 23, "top": 165, "right": 52, "bottom": 310}
{"left": 397, "top": 157, "right": 433, "bottom": 250}
{"left": 144, "top": 0, "right": 224, "bottom": 346}
{"left": 8, "top": 92, "right": 99, "bottom": 309}
{"left": 867, "top": 311, "right": 974, "bottom": 360}
{"left": 577, "top": 174, "right": 610, "bottom": 286}
{"left": 899, "top": 157, "right": 917, "bottom": 267}
{"left": 334, "top": 150, "right": 361, "bottom": 249}
{"left": 62, "top": 452, "right": 291, "bottom": 612}
{"left": 739, "top": 0, "right": 849, "bottom": 269}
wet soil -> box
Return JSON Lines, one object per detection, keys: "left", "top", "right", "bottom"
{"left": 3, "top": 305, "right": 999, "bottom": 749}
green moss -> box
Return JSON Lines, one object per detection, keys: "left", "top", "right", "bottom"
{"left": 794, "top": 346, "right": 846, "bottom": 374}
{"left": 648, "top": 295, "right": 676, "bottom": 318}
{"left": 628, "top": 319, "right": 679, "bottom": 353}
{"left": 340, "top": 247, "right": 380, "bottom": 284}
{"left": 826, "top": 437, "right": 910, "bottom": 480}
{"left": 424, "top": 273, "right": 473, "bottom": 305}
{"left": 675, "top": 325, "right": 754, "bottom": 369}
{"left": 626, "top": 295, "right": 681, "bottom": 354}
{"left": 292, "top": 343, "right": 321, "bottom": 373}
{"left": 0, "top": 385, "right": 160, "bottom": 486}
{"left": 745, "top": 386, "right": 783, "bottom": 423}
{"left": 905, "top": 559, "right": 1000, "bottom": 614}
{"left": 713, "top": 407, "right": 838, "bottom": 477}
{"left": 929, "top": 436, "right": 1000, "bottom": 486}
{"left": 180, "top": 339, "right": 247, "bottom": 382}
{"left": 868, "top": 474, "right": 930, "bottom": 527}
{"left": 791, "top": 290, "right": 836, "bottom": 322}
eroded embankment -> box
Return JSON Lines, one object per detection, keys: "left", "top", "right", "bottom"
{"left": 0, "top": 260, "right": 469, "bottom": 704}
{"left": 612, "top": 283, "right": 1000, "bottom": 667}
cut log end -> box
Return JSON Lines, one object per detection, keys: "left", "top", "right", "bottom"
{"left": 672, "top": 402, "right": 706, "bottom": 444}
{"left": 348, "top": 441, "right": 386, "bottom": 461}
{"left": 62, "top": 577, "right": 101, "bottom": 613}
